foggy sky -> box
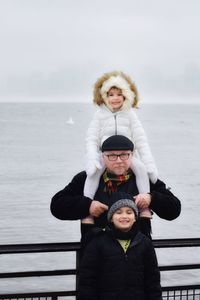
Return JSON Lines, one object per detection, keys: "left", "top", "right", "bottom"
{"left": 0, "top": 0, "right": 200, "bottom": 103}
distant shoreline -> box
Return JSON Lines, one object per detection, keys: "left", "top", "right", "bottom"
{"left": 0, "top": 100, "right": 199, "bottom": 105}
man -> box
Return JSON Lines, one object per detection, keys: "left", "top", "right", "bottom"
{"left": 50, "top": 135, "right": 181, "bottom": 241}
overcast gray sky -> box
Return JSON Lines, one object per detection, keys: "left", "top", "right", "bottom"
{"left": 0, "top": 0, "right": 200, "bottom": 103}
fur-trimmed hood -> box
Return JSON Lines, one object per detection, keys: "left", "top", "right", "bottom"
{"left": 93, "top": 71, "right": 139, "bottom": 110}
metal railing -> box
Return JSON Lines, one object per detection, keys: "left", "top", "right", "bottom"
{"left": 0, "top": 238, "right": 200, "bottom": 300}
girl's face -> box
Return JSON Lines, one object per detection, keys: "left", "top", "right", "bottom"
{"left": 111, "top": 206, "right": 136, "bottom": 232}
{"left": 107, "top": 87, "right": 124, "bottom": 111}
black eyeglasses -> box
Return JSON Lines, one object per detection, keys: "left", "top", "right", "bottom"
{"left": 104, "top": 153, "right": 132, "bottom": 161}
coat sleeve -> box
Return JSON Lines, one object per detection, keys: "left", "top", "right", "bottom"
{"left": 129, "top": 109, "right": 158, "bottom": 177}
{"left": 78, "top": 238, "right": 100, "bottom": 300}
{"left": 85, "top": 111, "right": 103, "bottom": 175}
{"left": 143, "top": 239, "right": 162, "bottom": 300}
{"left": 85, "top": 110, "right": 102, "bottom": 157}
{"left": 50, "top": 171, "right": 92, "bottom": 220}
{"left": 150, "top": 179, "right": 181, "bottom": 220}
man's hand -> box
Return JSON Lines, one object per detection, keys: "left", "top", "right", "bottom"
{"left": 134, "top": 193, "right": 151, "bottom": 209}
{"left": 89, "top": 200, "right": 108, "bottom": 217}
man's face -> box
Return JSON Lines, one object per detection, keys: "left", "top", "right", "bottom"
{"left": 103, "top": 150, "right": 133, "bottom": 175}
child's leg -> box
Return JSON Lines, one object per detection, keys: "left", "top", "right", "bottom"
{"left": 131, "top": 156, "right": 152, "bottom": 219}
{"left": 131, "top": 156, "right": 150, "bottom": 193}
{"left": 82, "top": 167, "right": 105, "bottom": 224}
{"left": 84, "top": 167, "right": 104, "bottom": 198}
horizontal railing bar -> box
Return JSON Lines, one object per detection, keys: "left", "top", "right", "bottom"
{"left": 162, "top": 284, "right": 200, "bottom": 291}
{"left": 159, "top": 263, "right": 200, "bottom": 271}
{"left": 0, "top": 285, "right": 200, "bottom": 298}
{"left": 0, "top": 290, "right": 76, "bottom": 297}
{"left": 1, "top": 263, "right": 199, "bottom": 279}
{"left": 0, "top": 242, "right": 80, "bottom": 254}
{"left": 0, "top": 238, "right": 200, "bottom": 255}
{"left": 0, "top": 269, "right": 76, "bottom": 278}
{"left": 153, "top": 238, "right": 200, "bottom": 248}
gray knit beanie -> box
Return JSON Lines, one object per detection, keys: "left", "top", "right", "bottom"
{"left": 107, "top": 192, "right": 138, "bottom": 222}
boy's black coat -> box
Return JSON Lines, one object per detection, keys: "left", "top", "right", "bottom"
{"left": 78, "top": 227, "right": 162, "bottom": 300}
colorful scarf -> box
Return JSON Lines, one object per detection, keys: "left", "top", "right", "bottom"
{"left": 103, "top": 169, "right": 132, "bottom": 194}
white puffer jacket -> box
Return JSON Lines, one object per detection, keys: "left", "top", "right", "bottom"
{"left": 85, "top": 104, "right": 158, "bottom": 182}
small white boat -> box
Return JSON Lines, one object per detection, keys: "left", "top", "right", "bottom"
{"left": 66, "top": 117, "right": 74, "bottom": 125}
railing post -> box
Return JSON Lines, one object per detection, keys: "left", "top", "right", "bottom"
{"left": 76, "top": 249, "right": 81, "bottom": 300}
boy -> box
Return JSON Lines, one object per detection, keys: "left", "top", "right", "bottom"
{"left": 78, "top": 191, "right": 162, "bottom": 300}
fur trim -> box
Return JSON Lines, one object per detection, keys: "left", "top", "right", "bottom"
{"left": 93, "top": 71, "right": 139, "bottom": 108}
{"left": 100, "top": 75, "right": 135, "bottom": 110}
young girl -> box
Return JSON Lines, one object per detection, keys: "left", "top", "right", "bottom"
{"left": 78, "top": 191, "right": 162, "bottom": 300}
{"left": 83, "top": 71, "right": 158, "bottom": 223}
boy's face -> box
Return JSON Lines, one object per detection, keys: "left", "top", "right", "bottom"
{"left": 107, "top": 87, "right": 124, "bottom": 111}
{"left": 111, "top": 206, "right": 136, "bottom": 232}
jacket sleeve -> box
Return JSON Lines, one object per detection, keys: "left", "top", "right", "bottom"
{"left": 50, "top": 171, "right": 93, "bottom": 220}
{"left": 129, "top": 109, "right": 158, "bottom": 177}
{"left": 144, "top": 239, "right": 162, "bottom": 300}
{"left": 85, "top": 111, "right": 103, "bottom": 175}
{"left": 85, "top": 110, "right": 101, "bottom": 157}
{"left": 78, "top": 238, "right": 100, "bottom": 300}
{"left": 150, "top": 179, "right": 181, "bottom": 220}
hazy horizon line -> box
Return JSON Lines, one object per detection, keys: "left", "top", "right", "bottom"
{"left": 0, "top": 94, "right": 199, "bottom": 104}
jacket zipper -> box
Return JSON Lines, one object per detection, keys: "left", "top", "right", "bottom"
{"left": 114, "top": 114, "right": 117, "bottom": 135}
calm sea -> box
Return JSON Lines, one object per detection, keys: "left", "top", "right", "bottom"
{"left": 0, "top": 102, "right": 200, "bottom": 293}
